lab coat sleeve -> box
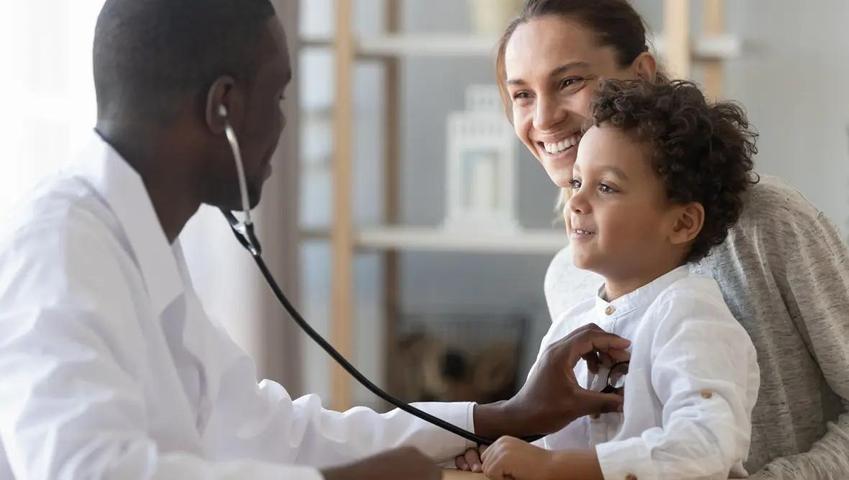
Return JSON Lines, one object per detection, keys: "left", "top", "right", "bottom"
{"left": 595, "top": 292, "right": 760, "bottom": 480}
{"left": 206, "top": 318, "right": 476, "bottom": 467}
{"left": 0, "top": 220, "right": 323, "bottom": 480}
{"left": 279, "top": 391, "right": 475, "bottom": 467}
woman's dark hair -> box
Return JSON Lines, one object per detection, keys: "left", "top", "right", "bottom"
{"left": 592, "top": 79, "right": 759, "bottom": 263}
{"left": 496, "top": 0, "right": 656, "bottom": 121}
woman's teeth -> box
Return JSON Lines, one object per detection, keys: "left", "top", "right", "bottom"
{"left": 543, "top": 134, "right": 581, "bottom": 154}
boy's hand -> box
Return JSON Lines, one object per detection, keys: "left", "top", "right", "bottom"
{"left": 455, "top": 447, "right": 485, "bottom": 473}
{"left": 481, "top": 436, "right": 556, "bottom": 480}
{"left": 475, "top": 323, "right": 630, "bottom": 440}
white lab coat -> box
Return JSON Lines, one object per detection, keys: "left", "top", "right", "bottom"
{"left": 0, "top": 132, "right": 474, "bottom": 479}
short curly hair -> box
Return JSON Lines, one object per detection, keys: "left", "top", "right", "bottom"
{"left": 591, "top": 79, "right": 759, "bottom": 263}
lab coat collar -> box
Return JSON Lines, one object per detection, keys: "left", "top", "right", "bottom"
{"left": 72, "top": 130, "right": 184, "bottom": 317}
{"left": 594, "top": 265, "right": 690, "bottom": 318}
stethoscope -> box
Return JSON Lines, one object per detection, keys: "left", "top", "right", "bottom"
{"left": 216, "top": 104, "right": 544, "bottom": 446}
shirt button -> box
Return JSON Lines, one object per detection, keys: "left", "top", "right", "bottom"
{"left": 625, "top": 474, "right": 638, "bottom": 480}
{"left": 700, "top": 389, "right": 713, "bottom": 399}
{"left": 605, "top": 305, "right": 616, "bottom": 315}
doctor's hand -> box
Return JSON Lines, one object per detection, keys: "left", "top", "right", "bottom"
{"left": 321, "top": 446, "right": 441, "bottom": 480}
{"left": 473, "top": 323, "right": 630, "bottom": 440}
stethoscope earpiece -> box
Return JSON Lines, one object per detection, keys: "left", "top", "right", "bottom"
{"left": 218, "top": 104, "right": 229, "bottom": 118}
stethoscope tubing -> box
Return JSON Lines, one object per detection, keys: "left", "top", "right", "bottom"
{"left": 218, "top": 110, "right": 542, "bottom": 446}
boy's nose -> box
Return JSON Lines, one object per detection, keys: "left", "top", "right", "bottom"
{"left": 567, "top": 190, "right": 589, "bottom": 214}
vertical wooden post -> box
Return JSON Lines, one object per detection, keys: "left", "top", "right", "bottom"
{"left": 703, "top": 0, "right": 725, "bottom": 100}
{"left": 663, "top": 0, "right": 690, "bottom": 79}
{"left": 382, "top": 0, "right": 402, "bottom": 405}
{"left": 331, "top": 0, "right": 354, "bottom": 411}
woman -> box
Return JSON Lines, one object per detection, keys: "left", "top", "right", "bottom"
{"left": 456, "top": 1, "right": 849, "bottom": 478}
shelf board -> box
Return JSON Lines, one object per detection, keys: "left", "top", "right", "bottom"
{"left": 300, "top": 33, "right": 498, "bottom": 57}
{"left": 358, "top": 34, "right": 499, "bottom": 57}
{"left": 300, "top": 33, "right": 741, "bottom": 60}
{"left": 650, "top": 33, "right": 742, "bottom": 61}
{"left": 301, "top": 226, "right": 566, "bottom": 254}
{"left": 356, "top": 226, "right": 565, "bottom": 254}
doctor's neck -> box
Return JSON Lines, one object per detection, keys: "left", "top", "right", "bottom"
{"left": 96, "top": 119, "right": 206, "bottom": 244}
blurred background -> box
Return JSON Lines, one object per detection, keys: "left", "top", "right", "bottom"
{"left": 1, "top": 0, "right": 848, "bottom": 412}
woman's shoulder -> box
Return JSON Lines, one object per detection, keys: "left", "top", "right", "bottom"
{"left": 711, "top": 174, "right": 843, "bottom": 264}
{"left": 738, "top": 174, "right": 822, "bottom": 228}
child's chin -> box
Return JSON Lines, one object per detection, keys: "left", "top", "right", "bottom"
{"left": 571, "top": 251, "right": 597, "bottom": 271}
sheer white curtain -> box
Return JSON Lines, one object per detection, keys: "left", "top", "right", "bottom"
{"left": 0, "top": 0, "right": 102, "bottom": 216}
{"left": 0, "top": 0, "right": 302, "bottom": 387}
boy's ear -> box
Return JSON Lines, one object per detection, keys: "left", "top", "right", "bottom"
{"left": 668, "top": 202, "right": 705, "bottom": 246}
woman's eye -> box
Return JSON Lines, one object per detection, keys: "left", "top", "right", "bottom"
{"left": 568, "top": 179, "right": 582, "bottom": 190}
{"left": 560, "top": 77, "right": 586, "bottom": 92}
{"left": 512, "top": 91, "right": 531, "bottom": 101}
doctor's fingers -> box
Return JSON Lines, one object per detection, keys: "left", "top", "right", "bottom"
{"left": 549, "top": 327, "right": 630, "bottom": 368}
{"left": 572, "top": 388, "right": 625, "bottom": 416}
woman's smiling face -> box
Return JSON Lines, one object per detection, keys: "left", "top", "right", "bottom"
{"left": 503, "top": 15, "right": 645, "bottom": 188}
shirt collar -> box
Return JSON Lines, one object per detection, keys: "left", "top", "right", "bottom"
{"left": 594, "top": 265, "right": 690, "bottom": 318}
{"left": 71, "top": 130, "right": 184, "bottom": 316}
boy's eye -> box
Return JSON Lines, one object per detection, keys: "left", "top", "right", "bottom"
{"left": 598, "top": 183, "right": 615, "bottom": 194}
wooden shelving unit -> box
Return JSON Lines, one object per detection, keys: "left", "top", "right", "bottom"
{"left": 313, "top": 0, "right": 737, "bottom": 410}
{"left": 303, "top": 32, "right": 741, "bottom": 61}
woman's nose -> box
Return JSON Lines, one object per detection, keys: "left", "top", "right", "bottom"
{"left": 533, "top": 94, "right": 566, "bottom": 131}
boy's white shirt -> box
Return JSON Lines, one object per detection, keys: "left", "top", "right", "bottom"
{"left": 531, "top": 265, "right": 760, "bottom": 480}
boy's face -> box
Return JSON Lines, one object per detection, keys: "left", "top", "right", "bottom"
{"left": 565, "top": 125, "right": 680, "bottom": 282}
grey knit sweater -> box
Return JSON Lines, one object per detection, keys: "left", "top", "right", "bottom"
{"left": 544, "top": 176, "right": 849, "bottom": 479}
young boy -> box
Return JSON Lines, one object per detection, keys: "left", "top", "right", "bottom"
{"left": 480, "top": 80, "right": 760, "bottom": 480}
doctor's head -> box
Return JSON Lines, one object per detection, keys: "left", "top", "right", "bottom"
{"left": 93, "top": 0, "right": 291, "bottom": 210}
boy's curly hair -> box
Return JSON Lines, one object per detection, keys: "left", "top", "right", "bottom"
{"left": 591, "top": 79, "right": 759, "bottom": 263}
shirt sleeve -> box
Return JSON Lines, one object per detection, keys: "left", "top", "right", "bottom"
{"left": 747, "top": 209, "right": 849, "bottom": 480}
{"left": 595, "top": 292, "right": 759, "bottom": 480}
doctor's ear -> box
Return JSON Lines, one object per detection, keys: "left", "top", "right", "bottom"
{"left": 205, "top": 75, "right": 241, "bottom": 134}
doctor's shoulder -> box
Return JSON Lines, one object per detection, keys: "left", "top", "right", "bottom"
{"left": 0, "top": 174, "right": 132, "bottom": 288}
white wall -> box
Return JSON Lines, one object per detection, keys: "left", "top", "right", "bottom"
{"left": 724, "top": 0, "right": 849, "bottom": 237}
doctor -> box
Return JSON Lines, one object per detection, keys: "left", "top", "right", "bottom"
{"left": 0, "top": 0, "right": 631, "bottom": 479}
